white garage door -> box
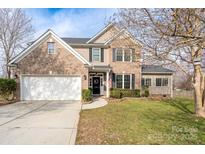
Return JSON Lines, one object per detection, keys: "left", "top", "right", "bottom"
{"left": 21, "top": 75, "right": 81, "bottom": 100}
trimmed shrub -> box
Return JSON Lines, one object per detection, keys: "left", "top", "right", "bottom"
{"left": 110, "top": 89, "right": 122, "bottom": 99}
{"left": 82, "top": 89, "right": 92, "bottom": 102}
{"left": 136, "top": 89, "right": 141, "bottom": 97}
{"left": 144, "top": 89, "right": 149, "bottom": 97}
{"left": 0, "top": 78, "right": 17, "bottom": 100}
{"left": 110, "top": 88, "right": 141, "bottom": 98}
{"left": 141, "top": 86, "right": 150, "bottom": 97}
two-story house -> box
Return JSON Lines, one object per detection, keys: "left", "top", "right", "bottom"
{"left": 9, "top": 23, "right": 173, "bottom": 101}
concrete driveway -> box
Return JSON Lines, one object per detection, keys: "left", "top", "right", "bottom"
{"left": 0, "top": 100, "right": 81, "bottom": 145}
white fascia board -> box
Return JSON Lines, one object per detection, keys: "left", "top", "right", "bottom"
{"left": 86, "top": 23, "right": 114, "bottom": 44}
{"left": 9, "top": 29, "right": 91, "bottom": 66}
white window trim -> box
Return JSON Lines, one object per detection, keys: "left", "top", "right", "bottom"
{"left": 47, "top": 42, "right": 56, "bottom": 54}
{"left": 115, "top": 48, "right": 132, "bottom": 62}
{"left": 92, "top": 48, "right": 101, "bottom": 62}
{"left": 115, "top": 74, "right": 123, "bottom": 89}
{"left": 122, "top": 73, "right": 125, "bottom": 89}
{"left": 115, "top": 73, "right": 133, "bottom": 89}
{"left": 130, "top": 49, "right": 132, "bottom": 62}
{"left": 122, "top": 50, "right": 125, "bottom": 62}
{"left": 156, "top": 78, "right": 168, "bottom": 87}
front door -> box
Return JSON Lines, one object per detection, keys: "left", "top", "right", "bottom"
{"left": 92, "top": 77, "right": 100, "bottom": 95}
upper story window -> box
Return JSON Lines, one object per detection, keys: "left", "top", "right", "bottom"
{"left": 124, "top": 49, "right": 131, "bottom": 61}
{"left": 114, "top": 48, "right": 133, "bottom": 62}
{"left": 92, "top": 48, "right": 101, "bottom": 62}
{"left": 47, "top": 42, "right": 55, "bottom": 54}
{"left": 116, "top": 49, "right": 123, "bottom": 61}
{"left": 156, "top": 78, "right": 168, "bottom": 86}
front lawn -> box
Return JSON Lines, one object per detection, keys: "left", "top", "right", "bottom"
{"left": 76, "top": 97, "right": 205, "bottom": 144}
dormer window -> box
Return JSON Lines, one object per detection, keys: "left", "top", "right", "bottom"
{"left": 47, "top": 42, "right": 55, "bottom": 54}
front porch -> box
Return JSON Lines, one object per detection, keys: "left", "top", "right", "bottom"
{"left": 88, "top": 65, "right": 111, "bottom": 98}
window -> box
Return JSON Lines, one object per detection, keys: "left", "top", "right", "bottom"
{"left": 156, "top": 78, "right": 162, "bottom": 86}
{"left": 156, "top": 78, "right": 168, "bottom": 86}
{"left": 115, "top": 48, "right": 132, "bottom": 62}
{"left": 47, "top": 42, "right": 55, "bottom": 54}
{"left": 162, "top": 78, "right": 168, "bottom": 86}
{"left": 116, "top": 48, "right": 123, "bottom": 61}
{"left": 92, "top": 48, "right": 101, "bottom": 61}
{"left": 115, "top": 74, "right": 134, "bottom": 89}
{"left": 124, "top": 49, "right": 131, "bottom": 61}
{"left": 116, "top": 75, "right": 123, "bottom": 88}
{"left": 145, "top": 78, "right": 151, "bottom": 86}
{"left": 124, "top": 75, "right": 130, "bottom": 89}
{"left": 142, "top": 78, "right": 151, "bottom": 86}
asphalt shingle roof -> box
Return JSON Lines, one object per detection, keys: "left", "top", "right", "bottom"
{"left": 61, "top": 37, "right": 91, "bottom": 44}
{"left": 142, "top": 65, "right": 174, "bottom": 73}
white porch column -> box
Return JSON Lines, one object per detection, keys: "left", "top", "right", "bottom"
{"left": 106, "top": 70, "right": 110, "bottom": 98}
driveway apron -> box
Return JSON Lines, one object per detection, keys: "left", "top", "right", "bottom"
{"left": 0, "top": 100, "right": 81, "bottom": 145}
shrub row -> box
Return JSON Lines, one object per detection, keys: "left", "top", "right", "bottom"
{"left": 82, "top": 88, "right": 92, "bottom": 102}
{"left": 0, "top": 78, "right": 17, "bottom": 100}
{"left": 110, "top": 88, "right": 141, "bottom": 99}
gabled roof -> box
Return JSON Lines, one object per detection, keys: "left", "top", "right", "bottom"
{"left": 86, "top": 23, "right": 114, "bottom": 43}
{"left": 9, "top": 29, "right": 91, "bottom": 66}
{"left": 142, "top": 65, "right": 174, "bottom": 74}
{"left": 62, "top": 37, "right": 91, "bottom": 44}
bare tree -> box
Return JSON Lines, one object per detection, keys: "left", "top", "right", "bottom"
{"left": 0, "top": 8, "right": 34, "bottom": 78}
{"left": 113, "top": 8, "right": 205, "bottom": 117}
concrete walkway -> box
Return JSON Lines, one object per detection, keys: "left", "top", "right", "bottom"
{"left": 0, "top": 100, "right": 81, "bottom": 145}
{"left": 82, "top": 98, "right": 108, "bottom": 110}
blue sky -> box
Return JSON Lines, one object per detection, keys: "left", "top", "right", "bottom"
{"left": 25, "top": 8, "right": 117, "bottom": 38}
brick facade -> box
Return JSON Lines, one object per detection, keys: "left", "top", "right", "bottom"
{"left": 12, "top": 25, "right": 142, "bottom": 99}
{"left": 14, "top": 36, "right": 89, "bottom": 89}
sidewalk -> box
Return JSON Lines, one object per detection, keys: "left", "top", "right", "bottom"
{"left": 82, "top": 98, "right": 108, "bottom": 110}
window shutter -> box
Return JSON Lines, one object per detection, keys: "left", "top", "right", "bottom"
{"left": 112, "top": 73, "right": 116, "bottom": 88}
{"left": 112, "top": 48, "right": 116, "bottom": 62}
{"left": 89, "top": 48, "right": 92, "bottom": 62}
{"left": 132, "top": 74, "right": 135, "bottom": 89}
{"left": 132, "top": 48, "right": 136, "bottom": 62}
{"left": 101, "top": 48, "right": 104, "bottom": 62}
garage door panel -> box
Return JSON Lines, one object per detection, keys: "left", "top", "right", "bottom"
{"left": 21, "top": 76, "right": 81, "bottom": 100}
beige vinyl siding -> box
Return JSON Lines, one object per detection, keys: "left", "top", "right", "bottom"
{"left": 142, "top": 74, "right": 172, "bottom": 96}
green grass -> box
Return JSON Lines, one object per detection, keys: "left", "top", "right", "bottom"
{"left": 76, "top": 97, "right": 205, "bottom": 145}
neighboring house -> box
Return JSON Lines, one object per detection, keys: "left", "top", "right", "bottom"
{"left": 9, "top": 23, "right": 173, "bottom": 101}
